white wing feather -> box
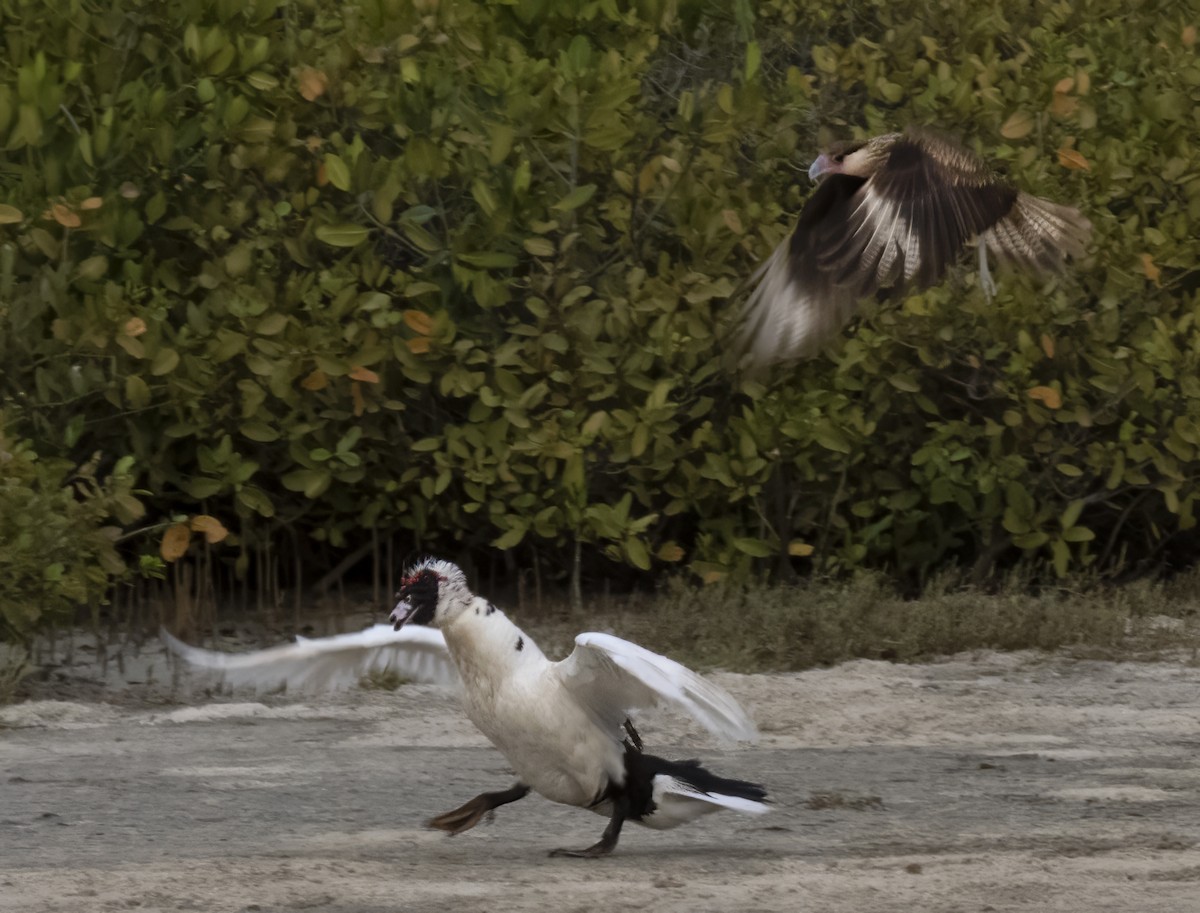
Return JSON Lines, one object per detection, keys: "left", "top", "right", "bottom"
{"left": 554, "top": 632, "right": 758, "bottom": 743}
{"left": 161, "top": 624, "right": 459, "bottom": 692}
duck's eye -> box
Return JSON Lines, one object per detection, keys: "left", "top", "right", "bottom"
{"left": 833, "top": 153, "right": 844, "bottom": 162}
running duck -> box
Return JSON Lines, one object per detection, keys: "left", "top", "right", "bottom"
{"left": 164, "top": 557, "right": 768, "bottom": 857}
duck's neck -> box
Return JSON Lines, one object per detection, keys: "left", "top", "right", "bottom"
{"left": 440, "top": 596, "right": 546, "bottom": 683}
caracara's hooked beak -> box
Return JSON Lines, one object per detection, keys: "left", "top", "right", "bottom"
{"left": 808, "top": 153, "right": 833, "bottom": 181}
{"left": 389, "top": 599, "right": 414, "bottom": 631}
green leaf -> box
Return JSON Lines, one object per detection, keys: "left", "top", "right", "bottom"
{"left": 1060, "top": 499, "right": 1084, "bottom": 530}
{"left": 256, "top": 313, "right": 288, "bottom": 335}
{"left": 523, "top": 237, "right": 555, "bottom": 257}
{"left": 281, "top": 468, "right": 332, "bottom": 499}
{"left": 237, "top": 485, "right": 275, "bottom": 518}
{"left": 150, "top": 347, "right": 179, "bottom": 376}
{"left": 744, "top": 40, "right": 761, "bottom": 82}
{"left": 732, "top": 537, "right": 773, "bottom": 558}
{"left": 240, "top": 422, "right": 279, "bottom": 442}
{"left": 492, "top": 526, "right": 526, "bottom": 549}
{"left": 1052, "top": 538, "right": 1070, "bottom": 577}
{"left": 551, "top": 184, "right": 596, "bottom": 212}
{"left": 315, "top": 223, "right": 370, "bottom": 247}
{"left": 458, "top": 251, "right": 517, "bottom": 269}
{"left": 323, "top": 153, "right": 352, "bottom": 191}
{"left": 124, "top": 375, "right": 151, "bottom": 408}
{"left": 625, "top": 537, "right": 651, "bottom": 570}
{"left": 183, "top": 477, "right": 223, "bottom": 500}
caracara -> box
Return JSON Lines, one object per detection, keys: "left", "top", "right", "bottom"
{"left": 739, "top": 128, "right": 1092, "bottom": 367}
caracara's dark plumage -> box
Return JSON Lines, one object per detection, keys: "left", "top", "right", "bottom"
{"left": 739, "top": 128, "right": 1092, "bottom": 366}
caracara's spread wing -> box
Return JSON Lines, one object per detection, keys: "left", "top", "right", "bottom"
{"left": 818, "top": 133, "right": 1018, "bottom": 293}
{"left": 740, "top": 128, "right": 1091, "bottom": 367}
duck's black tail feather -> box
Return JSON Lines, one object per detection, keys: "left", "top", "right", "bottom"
{"left": 623, "top": 747, "right": 769, "bottom": 829}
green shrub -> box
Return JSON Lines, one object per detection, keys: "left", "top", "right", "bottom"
{"left": 0, "top": 413, "right": 144, "bottom": 644}
{"left": 0, "top": 0, "right": 1196, "bottom": 595}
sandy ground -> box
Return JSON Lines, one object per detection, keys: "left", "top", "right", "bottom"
{"left": 2, "top": 631, "right": 1200, "bottom": 913}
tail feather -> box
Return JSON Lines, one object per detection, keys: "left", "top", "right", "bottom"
{"left": 628, "top": 752, "right": 769, "bottom": 830}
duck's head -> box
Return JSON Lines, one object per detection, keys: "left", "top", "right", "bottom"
{"left": 389, "top": 558, "right": 472, "bottom": 629}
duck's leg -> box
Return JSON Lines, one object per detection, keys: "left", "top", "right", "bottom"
{"left": 622, "top": 717, "right": 643, "bottom": 751}
{"left": 427, "top": 783, "right": 530, "bottom": 835}
{"left": 548, "top": 794, "right": 630, "bottom": 859}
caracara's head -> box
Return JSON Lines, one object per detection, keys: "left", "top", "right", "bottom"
{"left": 807, "top": 135, "right": 896, "bottom": 181}
{"left": 389, "top": 558, "right": 472, "bottom": 629}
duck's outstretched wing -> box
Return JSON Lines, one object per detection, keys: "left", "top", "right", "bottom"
{"left": 161, "top": 624, "right": 459, "bottom": 692}
{"left": 552, "top": 632, "right": 758, "bottom": 743}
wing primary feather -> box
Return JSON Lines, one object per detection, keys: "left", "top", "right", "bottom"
{"left": 161, "top": 624, "right": 459, "bottom": 692}
{"left": 555, "top": 632, "right": 758, "bottom": 744}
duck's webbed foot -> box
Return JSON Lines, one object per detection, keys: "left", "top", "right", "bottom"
{"left": 427, "top": 783, "right": 530, "bottom": 835}
{"left": 548, "top": 795, "right": 628, "bottom": 859}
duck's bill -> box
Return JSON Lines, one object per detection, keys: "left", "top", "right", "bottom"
{"left": 390, "top": 599, "right": 414, "bottom": 630}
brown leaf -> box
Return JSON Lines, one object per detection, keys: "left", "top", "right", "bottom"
{"left": 79, "top": 196, "right": 103, "bottom": 211}
{"left": 1184, "top": 25, "right": 1196, "bottom": 47}
{"left": 119, "top": 182, "right": 141, "bottom": 200}
{"left": 1057, "top": 147, "right": 1090, "bottom": 170}
{"left": 351, "top": 381, "right": 365, "bottom": 417}
{"left": 407, "top": 336, "right": 432, "bottom": 354}
{"left": 349, "top": 365, "right": 380, "bottom": 383}
{"left": 403, "top": 309, "right": 434, "bottom": 335}
{"left": 1053, "top": 76, "right": 1075, "bottom": 94}
{"left": 189, "top": 514, "right": 229, "bottom": 544}
{"left": 1048, "top": 92, "right": 1078, "bottom": 117}
{"left": 1028, "top": 386, "right": 1062, "bottom": 409}
{"left": 51, "top": 203, "right": 81, "bottom": 228}
{"left": 0, "top": 203, "right": 24, "bottom": 224}
{"left": 721, "top": 209, "right": 744, "bottom": 235}
{"left": 787, "top": 541, "right": 815, "bottom": 557}
{"left": 1141, "top": 253, "right": 1162, "bottom": 286}
{"left": 315, "top": 162, "right": 328, "bottom": 186}
{"left": 1040, "top": 334, "right": 1056, "bottom": 358}
{"left": 1074, "top": 68, "right": 1091, "bottom": 95}
{"left": 297, "top": 67, "right": 328, "bottom": 101}
{"left": 656, "top": 543, "right": 685, "bottom": 562}
{"left": 160, "top": 523, "right": 192, "bottom": 562}
{"left": 124, "top": 317, "right": 148, "bottom": 337}
{"left": 301, "top": 369, "right": 328, "bottom": 391}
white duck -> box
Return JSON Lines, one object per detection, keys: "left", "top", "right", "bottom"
{"left": 164, "top": 557, "right": 767, "bottom": 857}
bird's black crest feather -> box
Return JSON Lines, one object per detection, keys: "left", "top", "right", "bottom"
{"left": 397, "top": 568, "right": 441, "bottom": 626}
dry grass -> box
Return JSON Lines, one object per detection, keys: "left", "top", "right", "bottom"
{"left": 525, "top": 570, "right": 1200, "bottom": 673}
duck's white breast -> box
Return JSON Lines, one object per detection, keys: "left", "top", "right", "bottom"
{"left": 443, "top": 606, "right": 625, "bottom": 808}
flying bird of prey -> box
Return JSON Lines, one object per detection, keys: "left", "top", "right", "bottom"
{"left": 164, "top": 558, "right": 767, "bottom": 858}
{"left": 739, "top": 127, "right": 1092, "bottom": 366}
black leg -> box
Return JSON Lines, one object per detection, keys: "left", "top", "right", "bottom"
{"left": 427, "top": 783, "right": 530, "bottom": 835}
{"left": 549, "top": 793, "right": 630, "bottom": 859}
{"left": 622, "top": 718, "right": 643, "bottom": 752}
